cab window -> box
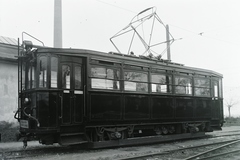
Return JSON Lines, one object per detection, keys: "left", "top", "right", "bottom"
{"left": 62, "top": 65, "right": 71, "bottom": 89}
{"left": 39, "top": 56, "right": 48, "bottom": 88}
{"left": 213, "top": 80, "right": 219, "bottom": 97}
{"left": 51, "top": 57, "right": 58, "bottom": 88}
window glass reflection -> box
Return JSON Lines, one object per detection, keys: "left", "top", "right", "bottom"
{"left": 214, "top": 81, "right": 219, "bottom": 97}
{"left": 124, "top": 71, "right": 148, "bottom": 92}
{"left": 27, "top": 66, "right": 30, "bottom": 89}
{"left": 21, "top": 62, "right": 26, "bottom": 90}
{"left": 62, "top": 65, "right": 70, "bottom": 89}
{"left": 91, "top": 67, "right": 119, "bottom": 79}
{"left": 32, "top": 66, "right": 36, "bottom": 88}
{"left": 219, "top": 79, "right": 223, "bottom": 98}
{"left": 39, "top": 56, "right": 47, "bottom": 88}
{"left": 75, "top": 66, "right": 81, "bottom": 89}
{"left": 124, "top": 72, "right": 147, "bottom": 82}
{"left": 175, "top": 76, "right": 192, "bottom": 95}
{"left": 194, "top": 78, "right": 210, "bottom": 96}
{"left": 91, "top": 67, "right": 120, "bottom": 90}
{"left": 51, "top": 57, "right": 58, "bottom": 88}
{"left": 151, "top": 74, "right": 172, "bottom": 93}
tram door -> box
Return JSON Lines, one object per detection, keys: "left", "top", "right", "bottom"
{"left": 60, "top": 57, "right": 84, "bottom": 125}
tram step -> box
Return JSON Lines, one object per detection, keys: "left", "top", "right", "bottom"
{"left": 59, "top": 132, "right": 88, "bottom": 146}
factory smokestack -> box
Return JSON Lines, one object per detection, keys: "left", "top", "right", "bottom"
{"left": 54, "top": 0, "right": 62, "bottom": 48}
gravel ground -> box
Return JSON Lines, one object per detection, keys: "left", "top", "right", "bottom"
{"left": 1, "top": 126, "right": 240, "bottom": 160}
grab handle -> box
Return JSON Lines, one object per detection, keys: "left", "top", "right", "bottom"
{"left": 59, "top": 94, "right": 63, "bottom": 119}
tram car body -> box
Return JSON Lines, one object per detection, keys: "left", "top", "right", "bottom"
{"left": 15, "top": 41, "right": 224, "bottom": 147}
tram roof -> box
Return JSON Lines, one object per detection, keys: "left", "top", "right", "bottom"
{"left": 36, "top": 47, "right": 223, "bottom": 78}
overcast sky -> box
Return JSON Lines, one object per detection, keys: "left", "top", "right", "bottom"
{"left": 0, "top": 0, "right": 240, "bottom": 117}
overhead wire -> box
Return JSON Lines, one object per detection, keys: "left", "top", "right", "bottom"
{"left": 168, "top": 23, "right": 240, "bottom": 46}
{"left": 199, "top": 23, "right": 240, "bottom": 34}
{"left": 95, "top": 0, "right": 137, "bottom": 14}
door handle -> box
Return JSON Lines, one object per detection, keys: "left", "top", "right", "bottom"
{"left": 84, "top": 85, "right": 86, "bottom": 116}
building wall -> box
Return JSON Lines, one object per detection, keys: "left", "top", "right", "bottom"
{"left": 0, "top": 41, "right": 18, "bottom": 122}
{"left": 0, "top": 61, "right": 18, "bottom": 122}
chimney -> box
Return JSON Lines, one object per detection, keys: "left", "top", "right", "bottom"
{"left": 54, "top": 0, "right": 62, "bottom": 48}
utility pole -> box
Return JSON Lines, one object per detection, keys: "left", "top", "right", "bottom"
{"left": 54, "top": 0, "right": 62, "bottom": 48}
{"left": 166, "top": 24, "right": 171, "bottom": 61}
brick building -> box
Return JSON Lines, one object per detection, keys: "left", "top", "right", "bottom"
{"left": 0, "top": 36, "right": 18, "bottom": 122}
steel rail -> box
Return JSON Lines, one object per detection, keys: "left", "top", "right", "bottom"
{"left": 196, "top": 149, "right": 240, "bottom": 160}
{"left": 207, "top": 132, "right": 240, "bottom": 138}
{"left": 116, "top": 139, "right": 240, "bottom": 160}
{"left": 1, "top": 132, "right": 240, "bottom": 159}
{"left": 183, "top": 139, "right": 240, "bottom": 160}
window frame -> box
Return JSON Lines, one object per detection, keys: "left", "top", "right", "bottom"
{"left": 25, "top": 61, "right": 37, "bottom": 90}
{"left": 61, "top": 64, "right": 71, "bottom": 89}
{"left": 219, "top": 78, "right": 223, "bottom": 98}
{"left": 212, "top": 78, "right": 221, "bottom": 98}
{"left": 37, "top": 54, "right": 49, "bottom": 88}
{"left": 150, "top": 71, "right": 173, "bottom": 94}
{"left": 174, "top": 74, "right": 193, "bottom": 95}
{"left": 193, "top": 77, "right": 211, "bottom": 97}
{"left": 123, "top": 69, "right": 149, "bottom": 93}
{"left": 50, "top": 56, "right": 58, "bottom": 88}
{"left": 89, "top": 64, "right": 121, "bottom": 91}
{"left": 74, "top": 64, "right": 82, "bottom": 90}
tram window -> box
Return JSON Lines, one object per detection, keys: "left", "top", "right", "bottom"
{"left": 91, "top": 66, "right": 120, "bottom": 90}
{"left": 39, "top": 56, "right": 48, "bottom": 88}
{"left": 51, "top": 57, "right": 58, "bottom": 88}
{"left": 175, "top": 76, "right": 192, "bottom": 95}
{"left": 62, "top": 65, "right": 71, "bottom": 89}
{"left": 91, "top": 67, "right": 107, "bottom": 78}
{"left": 92, "top": 79, "right": 120, "bottom": 89}
{"left": 213, "top": 81, "right": 219, "bottom": 97}
{"left": 22, "top": 62, "right": 26, "bottom": 90}
{"left": 219, "top": 79, "right": 223, "bottom": 98}
{"left": 26, "top": 64, "right": 36, "bottom": 89}
{"left": 151, "top": 74, "right": 172, "bottom": 93}
{"left": 32, "top": 66, "right": 36, "bottom": 88}
{"left": 27, "top": 66, "right": 31, "bottom": 89}
{"left": 124, "top": 71, "right": 148, "bottom": 92}
{"left": 194, "top": 78, "right": 210, "bottom": 96}
{"left": 75, "top": 66, "right": 81, "bottom": 89}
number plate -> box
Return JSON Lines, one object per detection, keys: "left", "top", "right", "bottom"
{"left": 20, "top": 120, "right": 29, "bottom": 128}
{"left": 75, "top": 90, "right": 83, "bottom": 94}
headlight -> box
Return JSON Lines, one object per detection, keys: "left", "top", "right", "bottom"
{"left": 24, "top": 98, "right": 30, "bottom": 104}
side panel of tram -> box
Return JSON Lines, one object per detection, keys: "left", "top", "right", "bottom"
{"left": 87, "top": 57, "right": 224, "bottom": 127}
{"left": 17, "top": 49, "right": 223, "bottom": 145}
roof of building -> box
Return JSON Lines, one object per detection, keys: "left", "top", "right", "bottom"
{"left": 0, "top": 36, "right": 18, "bottom": 45}
{"left": 0, "top": 36, "right": 18, "bottom": 62}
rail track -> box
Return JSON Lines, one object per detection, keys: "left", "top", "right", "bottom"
{"left": 0, "top": 145, "right": 83, "bottom": 159}
{"left": 1, "top": 129, "right": 240, "bottom": 159}
{"left": 114, "top": 138, "right": 240, "bottom": 160}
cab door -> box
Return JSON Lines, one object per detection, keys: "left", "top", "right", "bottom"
{"left": 60, "top": 57, "right": 84, "bottom": 125}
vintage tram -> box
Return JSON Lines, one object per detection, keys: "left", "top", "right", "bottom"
{"left": 15, "top": 41, "right": 224, "bottom": 148}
